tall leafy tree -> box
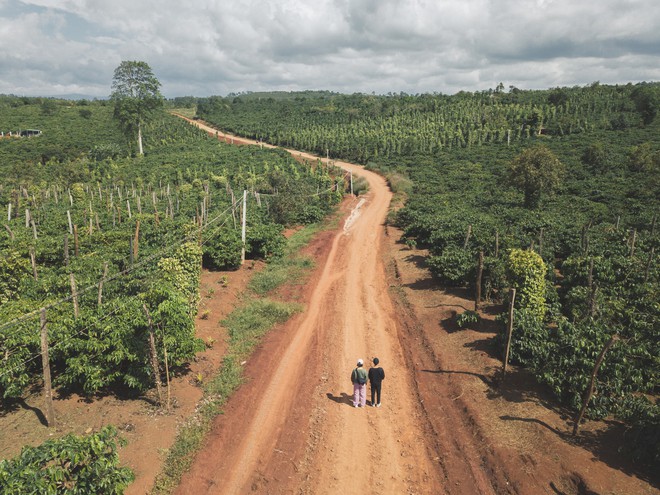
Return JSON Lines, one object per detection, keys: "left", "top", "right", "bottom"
{"left": 110, "top": 60, "right": 163, "bottom": 155}
{"left": 509, "top": 144, "right": 565, "bottom": 208}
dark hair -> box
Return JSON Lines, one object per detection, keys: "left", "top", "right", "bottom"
{"left": 373, "top": 357, "right": 379, "bottom": 365}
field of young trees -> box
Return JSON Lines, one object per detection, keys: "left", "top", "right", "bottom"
{"left": 1, "top": 81, "right": 658, "bottom": 489}
{"left": 0, "top": 95, "right": 344, "bottom": 489}
{"left": 196, "top": 83, "right": 659, "bottom": 466}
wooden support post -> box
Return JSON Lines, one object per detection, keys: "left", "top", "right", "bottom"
{"left": 629, "top": 229, "right": 637, "bottom": 257}
{"left": 6, "top": 202, "right": 10, "bottom": 222}
{"left": 98, "top": 262, "right": 108, "bottom": 308}
{"left": 463, "top": 224, "right": 472, "bottom": 250}
{"left": 63, "top": 235, "right": 69, "bottom": 267}
{"left": 142, "top": 304, "right": 163, "bottom": 407}
{"left": 40, "top": 309, "right": 56, "bottom": 427}
{"left": 475, "top": 250, "right": 484, "bottom": 311}
{"left": 30, "top": 247, "right": 38, "bottom": 281}
{"left": 3, "top": 224, "right": 14, "bottom": 240}
{"left": 73, "top": 225, "right": 79, "bottom": 257}
{"left": 70, "top": 273, "right": 79, "bottom": 318}
{"left": 588, "top": 283, "right": 598, "bottom": 318}
{"left": 161, "top": 327, "right": 171, "bottom": 412}
{"left": 501, "top": 288, "right": 517, "bottom": 379}
{"left": 645, "top": 247, "right": 655, "bottom": 283}
{"left": 572, "top": 334, "right": 619, "bottom": 436}
{"left": 241, "top": 190, "right": 247, "bottom": 264}
{"left": 133, "top": 220, "right": 140, "bottom": 262}
{"left": 126, "top": 199, "right": 132, "bottom": 219}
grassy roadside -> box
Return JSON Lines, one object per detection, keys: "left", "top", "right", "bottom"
{"left": 149, "top": 218, "right": 337, "bottom": 494}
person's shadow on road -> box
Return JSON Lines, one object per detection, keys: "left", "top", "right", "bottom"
{"left": 326, "top": 392, "right": 353, "bottom": 406}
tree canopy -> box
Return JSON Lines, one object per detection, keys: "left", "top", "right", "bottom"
{"left": 110, "top": 60, "right": 163, "bottom": 155}
{"left": 509, "top": 144, "right": 565, "bottom": 208}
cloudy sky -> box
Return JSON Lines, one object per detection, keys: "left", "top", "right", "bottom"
{"left": 1, "top": 0, "right": 659, "bottom": 98}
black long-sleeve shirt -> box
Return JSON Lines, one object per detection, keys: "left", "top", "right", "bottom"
{"left": 368, "top": 367, "right": 385, "bottom": 385}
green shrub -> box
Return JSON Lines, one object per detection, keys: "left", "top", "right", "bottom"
{"left": 455, "top": 310, "right": 480, "bottom": 328}
{"left": 0, "top": 426, "right": 133, "bottom": 494}
{"left": 246, "top": 222, "right": 285, "bottom": 260}
{"left": 506, "top": 249, "right": 547, "bottom": 321}
{"left": 427, "top": 246, "right": 473, "bottom": 285}
{"left": 203, "top": 228, "right": 242, "bottom": 270}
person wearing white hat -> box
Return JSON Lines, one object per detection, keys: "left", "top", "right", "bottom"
{"left": 350, "top": 359, "right": 368, "bottom": 407}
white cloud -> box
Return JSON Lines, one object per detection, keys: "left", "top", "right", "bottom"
{"left": 0, "top": 0, "right": 658, "bottom": 96}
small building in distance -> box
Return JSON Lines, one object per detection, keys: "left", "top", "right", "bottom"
{"left": 1, "top": 129, "right": 43, "bottom": 138}
{"left": 20, "top": 129, "right": 42, "bottom": 137}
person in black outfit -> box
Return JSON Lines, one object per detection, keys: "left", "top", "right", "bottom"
{"left": 368, "top": 357, "right": 385, "bottom": 407}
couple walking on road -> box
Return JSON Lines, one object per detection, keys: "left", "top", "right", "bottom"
{"left": 351, "top": 358, "right": 385, "bottom": 408}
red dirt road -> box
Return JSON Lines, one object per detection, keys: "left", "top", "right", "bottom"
{"left": 176, "top": 157, "right": 443, "bottom": 494}
{"left": 174, "top": 118, "right": 659, "bottom": 495}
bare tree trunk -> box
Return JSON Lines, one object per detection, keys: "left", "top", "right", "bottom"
{"left": 30, "top": 247, "right": 38, "bottom": 281}
{"left": 475, "top": 251, "right": 484, "bottom": 311}
{"left": 573, "top": 334, "right": 619, "bottom": 436}
{"left": 133, "top": 220, "right": 140, "bottom": 261}
{"left": 463, "top": 225, "right": 472, "bottom": 250}
{"left": 501, "top": 289, "right": 517, "bottom": 379}
{"left": 40, "top": 309, "right": 56, "bottom": 427}
{"left": 98, "top": 262, "right": 109, "bottom": 308}
{"left": 645, "top": 247, "right": 655, "bottom": 283}
{"left": 142, "top": 304, "right": 163, "bottom": 407}
{"left": 70, "top": 274, "right": 79, "bottom": 318}
{"left": 4, "top": 224, "right": 14, "bottom": 240}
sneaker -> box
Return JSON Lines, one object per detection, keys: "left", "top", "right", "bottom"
{"left": 354, "top": 404, "right": 358, "bottom": 408}
{"left": 376, "top": 403, "right": 381, "bottom": 407}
